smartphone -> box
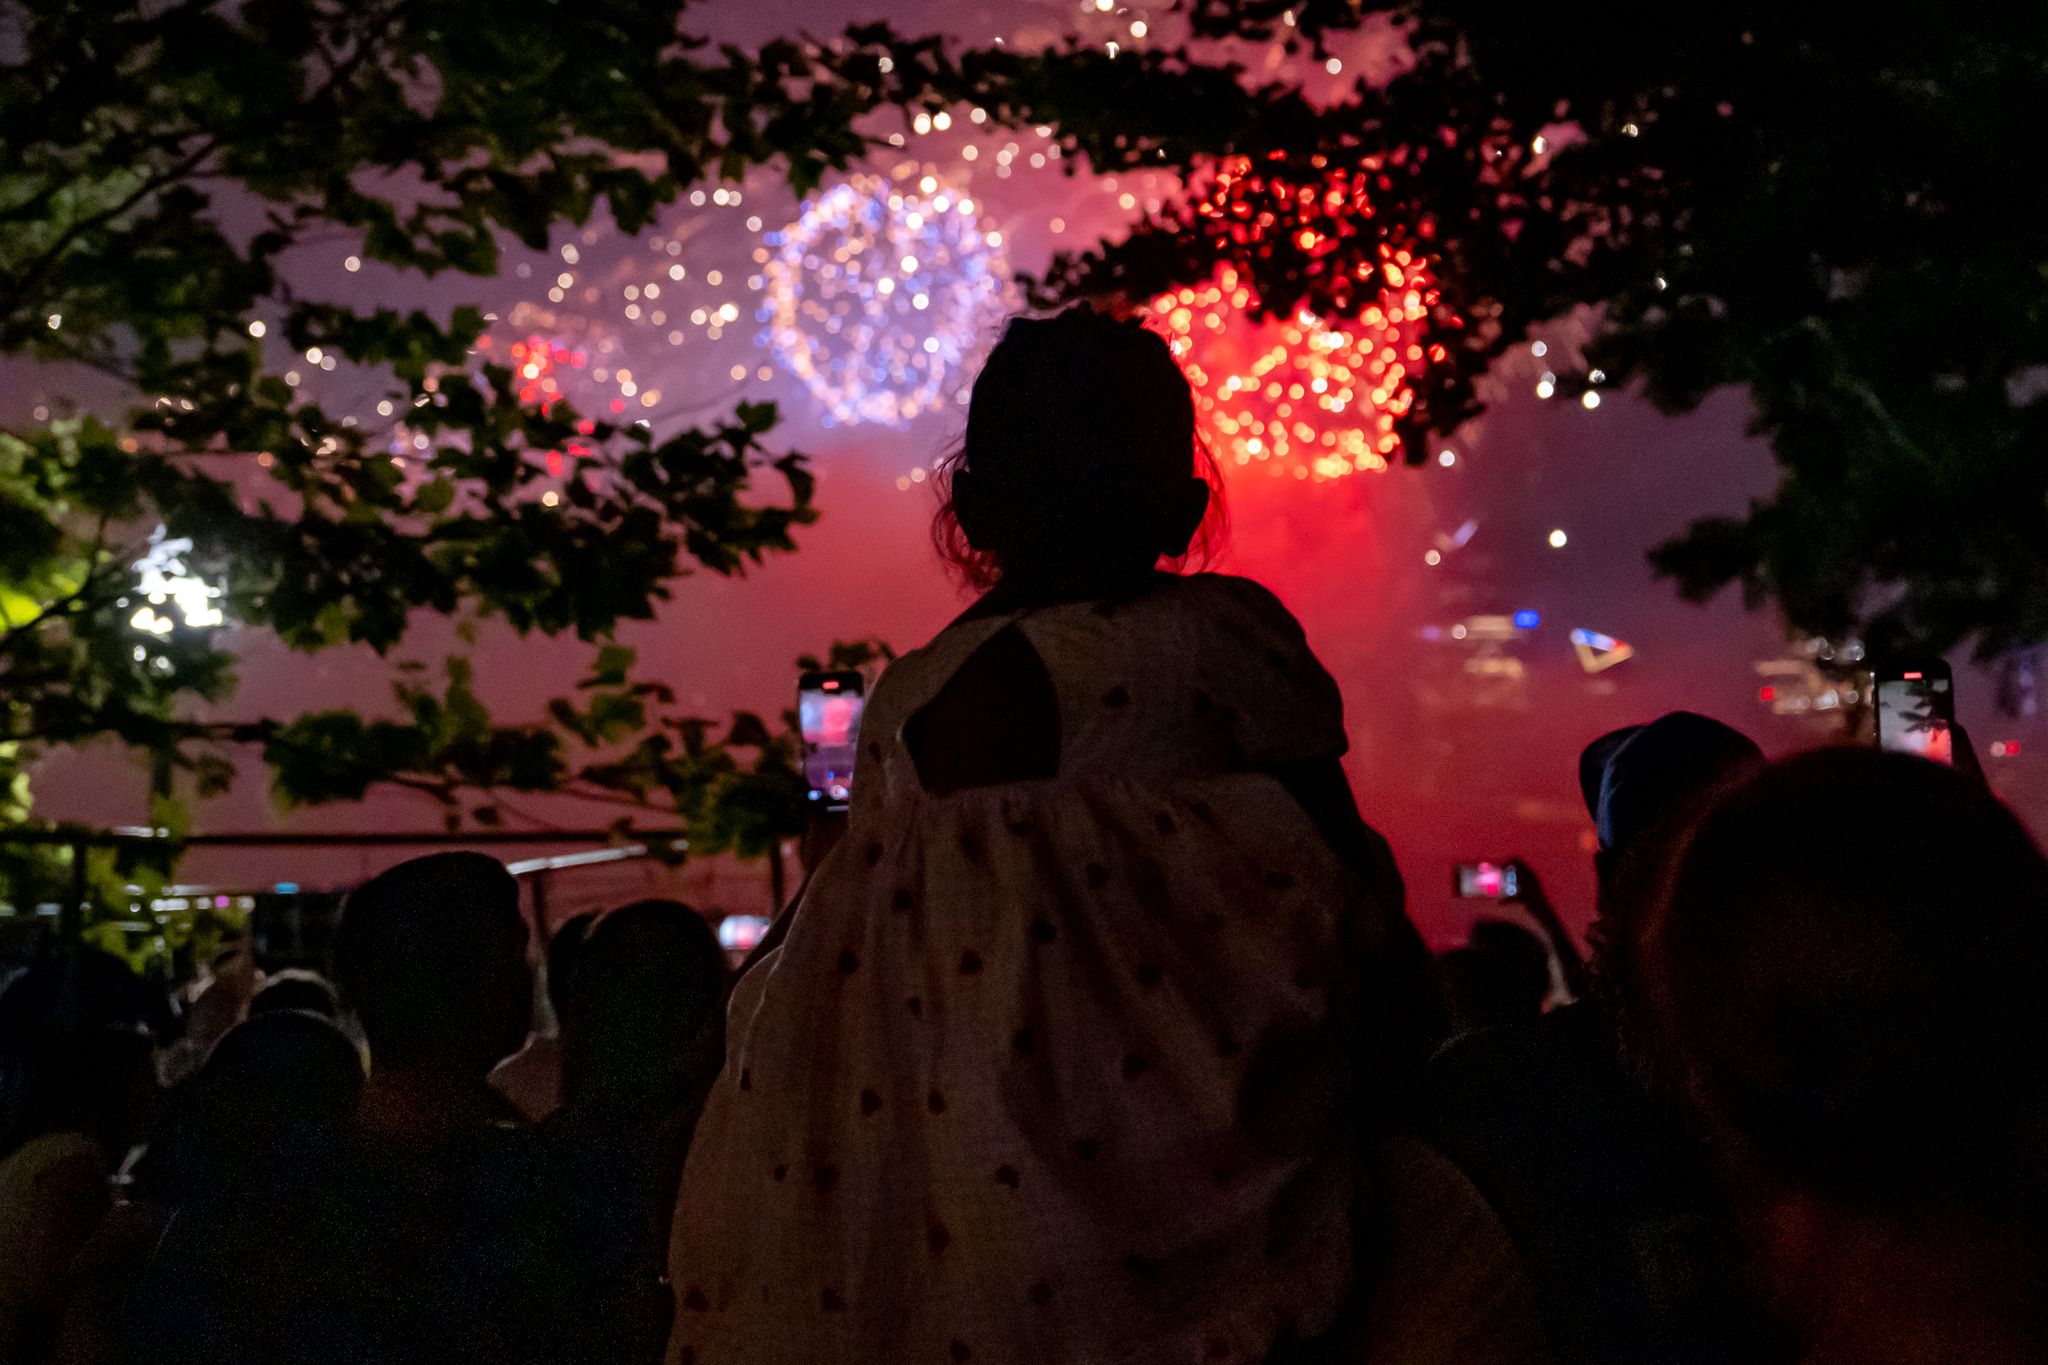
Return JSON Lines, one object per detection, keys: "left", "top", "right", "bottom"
{"left": 1454, "top": 861, "right": 1521, "bottom": 900}
{"left": 717, "top": 914, "right": 772, "bottom": 953}
{"left": 1873, "top": 661, "right": 1955, "bottom": 765}
{"left": 799, "top": 670, "right": 866, "bottom": 807}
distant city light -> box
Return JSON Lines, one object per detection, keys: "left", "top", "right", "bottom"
{"left": 718, "top": 915, "right": 772, "bottom": 952}
{"left": 129, "top": 528, "right": 224, "bottom": 634}
{"left": 1571, "top": 628, "right": 1635, "bottom": 673}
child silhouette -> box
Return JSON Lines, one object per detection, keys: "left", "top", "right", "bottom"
{"left": 669, "top": 308, "right": 1438, "bottom": 1365}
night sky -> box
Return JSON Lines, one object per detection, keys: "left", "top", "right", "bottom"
{"left": 27, "top": 0, "right": 2043, "bottom": 943}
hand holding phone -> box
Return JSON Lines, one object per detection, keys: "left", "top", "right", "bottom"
{"left": 1500, "top": 859, "right": 1592, "bottom": 1001}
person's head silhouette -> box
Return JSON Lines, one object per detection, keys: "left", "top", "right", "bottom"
{"left": 0, "top": 947, "right": 164, "bottom": 1161}
{"left": 247, "top": 968, "right": 342, "bottom": 1021}
{"left": 333, "top": 852, "right": 530, "bottom": 1083}
{"left": 935, "top": 308, "right": 1219, "bottom": 592}
{"left": 543, "top": 909, "right": 598, "bottom": 1027}
{"left": 1578, "top": 711, "right": 1763, "bottom": 998}
{"left": 1646, "top": 748, "right": 2048, "bottom": 1359}
{"left": 170, "top": 1009, "right": 363, "bottom": 1198}
{"left": 1439, "top": 918, "right": 1552, "bottom": 1034}
{"left": 560, "top": 899, "right": 726, "bottom": 1120}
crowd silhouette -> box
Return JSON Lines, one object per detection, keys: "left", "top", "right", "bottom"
{"left": 4, "top": 310, "right": 2046, "bottom": 1365}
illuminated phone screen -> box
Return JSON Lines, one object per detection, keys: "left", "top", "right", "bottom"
{"left": 800, "top": 675, "right": 865, "bottom": 803}
{"left": 1455, "top": 862, "right": 1520, "bottom": 899}
{"left": 1875, "top": 671, "right": 1953, "bottom": 765}
{"left": 718, "top": 915, "right": 772, "bottom": 953}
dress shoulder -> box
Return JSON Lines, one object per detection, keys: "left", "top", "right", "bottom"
{"left": 1168, "top": 573, "right": 1310, "bottom": 637}
{"left": 1157, "top": 573, "right": 1350, "bottom": 767}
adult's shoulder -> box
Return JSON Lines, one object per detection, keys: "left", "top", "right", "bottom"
{"left": 1423, "top": 1004, "right": 1640, "bottom": 1174}
{"left": 1429, "top": 1005, "right": 1614, "bottom": 1093}
{"left": 2, "top": 1130, "right": 104, "bottom": 1178}
{"left": 1428, "top": 1020, "right": 1549, "bottom": 1096}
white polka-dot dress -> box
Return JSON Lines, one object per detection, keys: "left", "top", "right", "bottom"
{"left": 668, "top": 574, "right": 1410, "bottom": 1365}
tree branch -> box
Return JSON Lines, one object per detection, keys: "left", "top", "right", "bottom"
{"left": 0, "top": 515, "right": 126, "bottom": 654}
{"left": 0, "top": 136, "right": 222, "bottom": 330}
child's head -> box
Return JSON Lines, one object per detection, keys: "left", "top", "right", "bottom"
{"left": 935, "top": 308, "right": 1219, "bottom": 588}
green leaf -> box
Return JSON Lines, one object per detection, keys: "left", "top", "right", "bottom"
{"left": 313, "top": 601, "right": 352, "bottom": 646}
{"left": 414, "top": 477, "right": 456, "bottom": 516}
{"left": 0, "top": 587, "right": 46, "bottom": 629}
{"left": 734, "top": 400, "right": 780, "bottom": 435}
{"left": 585, "top": 643, "right": 636, "bottom": 687}
{"left": 724, "top": 711, "right": 774, "bottom": 748}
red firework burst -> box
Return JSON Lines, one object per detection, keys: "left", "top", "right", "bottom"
{"left": 1144, "top": 155, "right": 1451, "bottom": 481}
{"left": 479, "top": 332, "right": 602, "bottom": 477}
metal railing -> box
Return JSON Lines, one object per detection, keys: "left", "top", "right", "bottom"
{"left": 0, "top": 825, "right": 690, "bottom": 940}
